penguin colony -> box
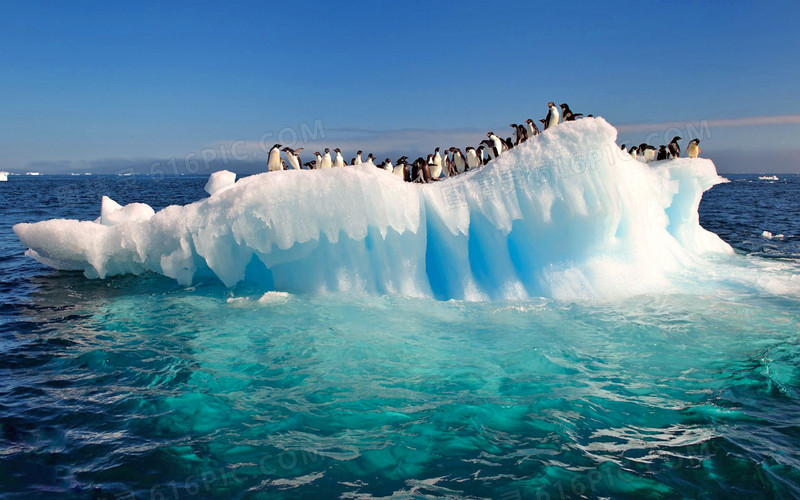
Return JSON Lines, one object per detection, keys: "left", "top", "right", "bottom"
{"left": 621, "top": 136, "right": 701, "bottom": 162}
{"left": 266, "top": 102, "right": 701, "bottom": 181}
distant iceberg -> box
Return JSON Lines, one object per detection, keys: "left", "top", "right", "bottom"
{"left": 14, "top": 118, "right": 734, "bottom": 301}
{"left": 759, "top": 175, "right": 779, "bottom": 181}
{"left": 0, "top": 171, "right": 8, "bottom": 182}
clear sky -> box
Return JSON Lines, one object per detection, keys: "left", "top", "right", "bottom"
{"left": 2, "top": 0, "right": 799, "bottom": 174}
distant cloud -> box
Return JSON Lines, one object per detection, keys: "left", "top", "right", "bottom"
{"left": 617, "top": 114, "right": 800, "bottom": 133}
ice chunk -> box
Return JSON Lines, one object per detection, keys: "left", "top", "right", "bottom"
{"left": 14, "top": 118, "right": 742, "bottom": 300}
{"left": 98, "top": 196, "right": 155, "bottom": 226}
{"left": 0, "top": 171, "right": 8, "bottom": 182}
{"left": 205, "top": 170, "right": 237, "bottom": 196}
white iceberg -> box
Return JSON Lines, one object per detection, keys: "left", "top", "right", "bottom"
{"left": 204, "top": 170, "right": 237, "bottom": 196}
{"left": 14, "top": 118, "right": 736, "bottom": 300}
{"left": 0, "top": 171, "right": 8, "bottom": 182}
{"left": 96, "top": 196, "right": 155, "bottom": 226}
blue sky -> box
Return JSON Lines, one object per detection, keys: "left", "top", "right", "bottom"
{"left": 2, "top": 0, "right": 799, "bottom": 173}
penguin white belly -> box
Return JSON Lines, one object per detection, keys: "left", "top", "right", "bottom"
{"left": 268, "top": 150, "right": 283, "bottom": 171}
{"left": 430, "top": 163, "right": 442, "bottom": 179}
{"left": 393, "top": 165, "right": 405, "bottom": 177}
{"left": 687, "top": 144, "right": 700, "bottom": 158}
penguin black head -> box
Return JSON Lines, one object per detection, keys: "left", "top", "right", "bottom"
{"left": 560, "top": 103, "right": 570, "bottom": 110}
{"left": 314, "top": 151, "right": 321, "bottom": 156}
{"left": 281, "top": 146, "right": 291, "bottom": 152}
{"left": 620, "top": 144, "right": 626, "bottom": 150}
{"left": 671, "top": 136, "right": 682, "bottom": 143}
{"left": 548, "top": 101, "right": 556, "bottom": 108}
{"left": 434, "top": 147, "right": 440, "bottom": 153}
{"left": 357, "top": 150, "right": 363, "bottom": 155}
{"left": 690, "top": 138, "right": 700, "bottom": 145}
{"left": 487, "top": 132, "right": 494, "bottom": 137}
{"left": 271, "top": 143, "right": 282, "bottom": 150}
{"left": 324, "top": 148, "right": 330, "bottom": 153}
{"left": 334, "top": 148, "right": 341, "bottom": 153}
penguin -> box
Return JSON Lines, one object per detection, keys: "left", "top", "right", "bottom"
{"left": 382, "top": 158, "right": 394, "bottom": 173}
{"left": 667, "top": 136, "right": 681, "bottom": 159}
{"left": 517, "top": 123, "right": 529, "bottom": 143}
{"left": 303, "top": 160, "right": 316, "bottom": 169}
{"left": 411, "top": 157, "right": 431, "bottom": 183}
{"left": 620, "top": 144, "right": 626, "bottom": 150}
{"left": 427, "top": 154, "right": 441, "bottom": 180}
{"left": 544, "top": 102, "right": 560, "bottom": 130}
{"left": 465, "top": 147, "right": 481, "bottom": 170}
{"left": 477, "top": 145, "right": 487, "bottom": 166}
{"left": 320, "top": 148, "right": 333, "bottom": 168}
{"left": 450, "top": 148, "right": 467, "bottom": 173}
{"left": 432, "top": 147, "right": 443, "bottom": 175}
{"left": 393, "top": 156, "right": 409, "bottom": 179}
{"left": 487, "top": 132, "right": 504, "bottom": 158}
{"left": 267, "top": 144, "right": 283, "bottom": 171}
{"left": 503, "top": 137, "right": 514, "bottom": 151}
{"left": 352, "top": 150, "right": 363, "bottom": 165}
{"left": 333, "top": 148, "right": 346, "bottom": 167}
{"left": 480, "top": 140, "right": 497, "bottom": 160}
{"left": 656, "top": 145, "right": 668, "bottom": 161}
{"left": 638, "top": 144, "right": 656, "bottom": 163}
{"left": 282, "top": 147, "right": 303, "bottom": 170}
{"left": 313, "top": 151, "right": 323, "bottom": 169}
{"left": 442, "top": 150, "right": 453, "bottom": 177}
{"left": 628, "top": 146, "right": 638, "bottom": 160}
{"left": 525, "top": 118, "right": 540, "bottom": 138}
{"left": 687, "top": 138, "right": 701, "bottom": 158}
{"left": 367, "top": 153, "right": 377, "bottom": 165}
{"left": 510, "top": 124, "right": 521, "bottom": 145}
{"left": 559, "top": 103, "right": 583, "bottom": 121}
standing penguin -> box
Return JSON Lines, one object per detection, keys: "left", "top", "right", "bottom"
{"left": 510, "top": 124, "right": 521, "bottom": 145}
{"left": 381, "top": 158, "right": 394, "bottom": 173}
{"left": 544, "top": 102, "right": 560, "bottom": 130}
{"left": 638, "top": 144, "right": 656, "bottom": 163}
{"left": 480, "top": 140, "right": 497, "bottom": 160}
{"left": 525, "top": 118, "right": 540, "bottom": 138}
{"left": 282, "top": 147, "right": 303, "bottom": 170}
{"left": 432, "top": 147, "right": 443, "bottom": 175}
{"left": 333, "top": 148, "right": 346, "bottom": 167}
{"left": 267, "top": 144, "right": 283, "bottom": 171}
{"left": 477, "top": 145, "right": 487, "bottom": 166}
{"left": 667, "top": 136, "right": 682, "bottom": 159}
{"left": 465, "top": 147, "right": 481, "bottom": 170}
{"left": 450, "top": 148, "right": 467, "bottom": 174}
{"left": 656, "top": 145, "right": 668, "bottom": 161}
{"left": 320, "top": 148, "right": 333, "bottom": 168}
{"left": 687, "top": 138, "right": 701, "bottom": 158}
{"left": 367, "top": 153, "right": 377, "bottom": 165}
{"left": 314, "top": 151, "right": 323, "bottom": 169}
{"left": 427, "top": 154, "right": 441, "bottom": 179}
{"left": 559, "top": 103, "right": 583, "bottom": 121}
{"left": 628, "top": 146, "right": 638, "bottom": 159}
{"left": 487, "top": 132, "right": 504, "bottom": 158}
{"left": 352, "top": 150, "right": 363, "bottom": 165}
{"left": 393, "top": 156, "right": 409, "bottom": 179}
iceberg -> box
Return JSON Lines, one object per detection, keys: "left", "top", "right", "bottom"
{"left": 13, "top": 118, "right": 734, "bottom": 300}
{"left": 0, "top": 171, "right": 8, "bottom": 182}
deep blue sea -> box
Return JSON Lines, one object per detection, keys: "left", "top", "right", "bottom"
{"left": 1, "top": 173, "right": 799, "bottom": 499}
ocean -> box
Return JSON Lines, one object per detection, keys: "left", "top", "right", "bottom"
{"left": 1, "top": 173, "right": 799, "bottom": 499}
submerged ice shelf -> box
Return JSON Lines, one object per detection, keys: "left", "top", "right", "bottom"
{"left": 14, "top": 118, "right": 735, "bottom": 300}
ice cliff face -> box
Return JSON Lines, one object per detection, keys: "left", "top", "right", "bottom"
{"left": 14, "top": 118, "right": 732, "bottom": 301}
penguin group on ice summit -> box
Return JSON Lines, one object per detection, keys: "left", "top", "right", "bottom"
{"left": 263, "top": 102, "right": 701, "bottom": 183}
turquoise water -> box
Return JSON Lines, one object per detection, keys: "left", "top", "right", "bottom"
{"left": 2, "top": 175, "right": 800, "bottom": 498}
